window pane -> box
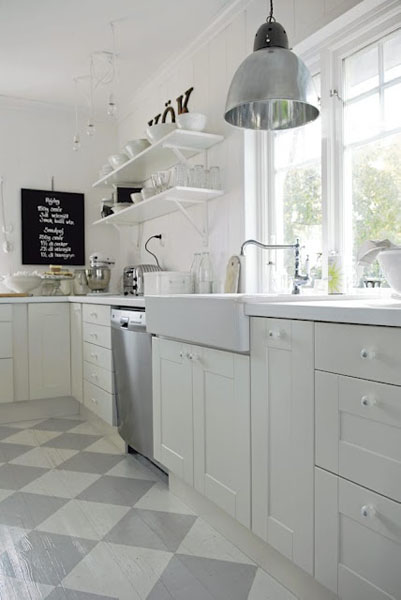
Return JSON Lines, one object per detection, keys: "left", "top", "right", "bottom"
{"left": 274, "top": 118, "right": 321, "bottom": 169}
{"left": 344, "top": 93, "right": 380, "bottom": 144}
{"left": 275, "top": 162, "right": 322, "bottom": 283}
{"left": 350, "top": 133, "right": 401, "bottom": 282}
{"left": 345, "top": 44, "right": 379, "bottom": 99}
{"left": 384, "top": 29, "right": 401, "bottom": 82}
{"left": 384, "top": 83, "right": 401, "bottom": 130}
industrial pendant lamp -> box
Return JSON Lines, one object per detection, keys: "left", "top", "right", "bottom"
{"left": 224, "top": 0, "right": 319, "bottom": 130}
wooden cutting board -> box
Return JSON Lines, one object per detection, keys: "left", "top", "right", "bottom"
{"left": 224, "top": 255, "right": 241, "bottom": 293}
{"left": 0, "top": 293, "right": 29, "bottom": 297}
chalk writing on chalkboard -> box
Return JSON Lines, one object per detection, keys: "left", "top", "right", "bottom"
{"left": 21, "top": 189, "right": 85, "bottom": 265}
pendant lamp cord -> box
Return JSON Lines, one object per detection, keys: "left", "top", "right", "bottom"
{"left": 267, "top": 0, "right": 275, "bottom": 22}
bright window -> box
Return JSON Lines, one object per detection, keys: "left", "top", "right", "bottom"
{"left": 343, "top": 28, "right": 401, "bottom": 285}
{"left": 257, "top": 75, "right": 322, "bottom": 292}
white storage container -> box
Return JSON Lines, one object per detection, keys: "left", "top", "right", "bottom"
{"left": 144, "top": 271, "right": 192, "bottom": 295}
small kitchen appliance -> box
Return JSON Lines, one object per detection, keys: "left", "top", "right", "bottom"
{"left": 86, "top": 253, "right": 115, "bottom": 294}
{"left": 123, "top": 264, "right": 161, "bottom": 296}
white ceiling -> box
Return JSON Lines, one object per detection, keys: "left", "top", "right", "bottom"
{"left": 0, "top": 0, "right": 234, "bottom": 109}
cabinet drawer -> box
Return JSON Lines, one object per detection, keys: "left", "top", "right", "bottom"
{"left": 0, "top": 359, "right": 13, "bottom": 403}
{"left": 315, "top": 468, "right": 401, "bottom": 599}
{"left": 83, "top": 322, "right": 111, "bottom": 349}
{"left": 0, "top": 305, "right": 12, "bottom": 322}
{"left": 82, "top": 304, "right": 111, "bottom": 327}
{"left": 0, "top": 323, "right": 12, "bottom": 358}
{"left": 84, "top": 361, "right": 115, "bottom": 394}
{"left": 84, "top": 380, "right": 116, "bottom": 426}
{"left": 316, "top": 322, "right": 401, "bottom": 385}
{"left": 83, "top": 342, "right": 113, "bottom": 371}
{"left": 316, "top": 371, "right": 401, "bottom": 502}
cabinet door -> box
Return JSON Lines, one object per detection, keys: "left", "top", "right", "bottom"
{"left": 316, "top": 467, "right": 401, "bottom": 599}
{"left": 193, "top": 346, "right": 251, "bottom": 527}
{"left": 152, "top": 337, "right": 193, "bottom": 485}
{"left": 70, "top": 303, "right": 83, "bottom": 404}
{"left": 0, "top": 359, "right": 13, "bottom": 403}
{"left": 251, "top": 318, "right": 314, "bottom": 575}
{"left": 28, "top": 303, "right": 71, "bottom": 400}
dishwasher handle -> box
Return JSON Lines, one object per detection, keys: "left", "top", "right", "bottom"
{"left": 120, "top": 317, "right": 129, "bottom": 328}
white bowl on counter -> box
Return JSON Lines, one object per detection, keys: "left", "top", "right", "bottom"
{"left": 176, "top": 112, "right": 207, "bottom": 132}
{"left": 108, "top": 153, "right": 129, "bottom": 169}
{"left": 124, "top": 139, "right": 150, "bottom": 158}
{"left": 378, "top": 248, "right": 401, "bottom": 294}
{"left": 146, "top": 123, "right": 176, "bottom": 144}
{"left": 0, "top": 273, "right": 42, "bottom": 294}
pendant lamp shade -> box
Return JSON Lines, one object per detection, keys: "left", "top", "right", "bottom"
{"left": 224, "top": 18, "right": 319, "bottom": 130}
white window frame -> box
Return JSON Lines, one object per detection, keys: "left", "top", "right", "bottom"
{"left": 245, "top": 0, "right": 401, "bottom": 293}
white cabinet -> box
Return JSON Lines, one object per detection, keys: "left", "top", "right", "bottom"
{"left": 0, "top": 359, "right": 13, "bottom": 403}
{"left": 0, "top": 305, "right": 14, "bottom": 403}
{"left": 251, "top": 317, "right": 314, "bottom": 575}
{"left": 153, "top": 338, "right": 194, "bottom": 485}
{"left": 28, "top": 303, "right": 71, "bottom": 400}
{"left": 70, "top": 303, "right": 83, "bottom": 404}
{"left": 315, "top": 467, "right": 401, "bottom": 599}
{"left": 82, "top": 304, "right": 116, "bottom": 426}
{"left": 193, "top": 346, "right": 250, "bottom": 527}
{"left": 153, "top": 337, "right": 251, "bottom": 524}
{"left": 316, "top": 371, "right": 401, "bottom": 502}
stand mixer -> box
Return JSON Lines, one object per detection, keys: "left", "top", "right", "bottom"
{"left": 86, "top": 253, "right": 115, "bottom": 294}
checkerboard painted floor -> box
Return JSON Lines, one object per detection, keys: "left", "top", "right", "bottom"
{"left": 0, "top": 416, "right": 297, "bottom": 600}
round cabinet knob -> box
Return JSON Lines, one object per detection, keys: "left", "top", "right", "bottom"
{"left": 179, "top": 351, "right": 184, "bottom": 358}
{"left": 91, "top": 397, "right": 98, "bottom": 405}
{"left": 190, "top": 353, "right": 200, "bottom": 362}
{"left": 361, "top": 395, "right": 377, "bottom": 408}
{"left": 268, "top": 330, "right": 281, "bottom": 339}
{"left": 360, "top": 348, "right": 376, "bottom": 360}
{"left": 89, "top": 333, "right": 98, "bottom": 339}
{"left": 360, "top": 504, "right": 376, "bottom": 519}
{"left": 90, "top": 312, "right": 98, "bottom": 318}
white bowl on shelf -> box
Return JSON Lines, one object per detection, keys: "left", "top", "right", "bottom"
{"left": 378, "top": 248, "right": 401, "bottom": 294}
{"left": 124, "top": 139, "right": 150, "bottom": 158}
{"left": 176, "top": 112, "right": 207, "bottom": 132}
{"left": 1, "top": 273, "right": 41, "bottom": 294}
{"left": 108, "top": 153, "right": 129, "bottom": 169}
{"left": 146, "top": 123, "right": 176, "bottom": 144}
{"left": 130, "top": 193, "right": 143, "bottom": 205}
{"left": 141, "top": 188, "right": 156, "bottom": 201}
{"left": 111, "top": 203, "right": 132, "bottom": 214}
{"left": 99, "top": 164, "right": 113, "bottom": 177}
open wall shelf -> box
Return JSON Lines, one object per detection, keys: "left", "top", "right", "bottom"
{"left": 93, "top": 129, "right": 224, "bottom": 188}
{"left": 92, "top": 186, "right": 224, "bottom": 227}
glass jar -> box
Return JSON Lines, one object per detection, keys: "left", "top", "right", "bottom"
{"left": 190, "top": 253, "right": 202, "bottom": 293}
{"left": 198, "top": 252, "right": 213, "bottom": 294}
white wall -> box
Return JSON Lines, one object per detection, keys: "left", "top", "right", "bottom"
{"left": 0, "top": 98, "right": 120, "bottom": 292}
{"left": 117, "top": 0, "right": 362, "bottom": 290}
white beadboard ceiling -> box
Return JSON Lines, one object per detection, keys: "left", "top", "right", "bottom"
{"left": 0, "top": 0, "right": 236, "bottom": 108}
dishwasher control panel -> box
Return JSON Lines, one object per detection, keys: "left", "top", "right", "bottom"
{"left": 111, "top": 308, "right": 146, "bottom": 329}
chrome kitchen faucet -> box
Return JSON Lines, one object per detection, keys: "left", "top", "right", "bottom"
{"left": 240, "top": 238, "right": 310, "bottom": 294}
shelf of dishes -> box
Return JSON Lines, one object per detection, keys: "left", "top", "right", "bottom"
{"left": 93, "top": 129, "right": 224, "bottom": 188}
{"left": 92, "top": 186, "right": 224, "bottom": 226}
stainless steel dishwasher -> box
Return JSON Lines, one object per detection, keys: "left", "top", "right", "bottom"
{"left": 111, "top": 307, "right": 155, "bottom": 464}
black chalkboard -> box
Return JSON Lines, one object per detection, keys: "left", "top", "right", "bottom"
{"left": 21, "top": 188, "right": 85, "bottom": 265}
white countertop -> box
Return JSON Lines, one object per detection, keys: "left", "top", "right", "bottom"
{"left": 2, "top": 292, "right": 401, "bottom": 328}
{"left": 0, "top": 295, "right": 146, "bottom": 308}
{"left": 245, "top": 297, "right": 401, "bottom": 327}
